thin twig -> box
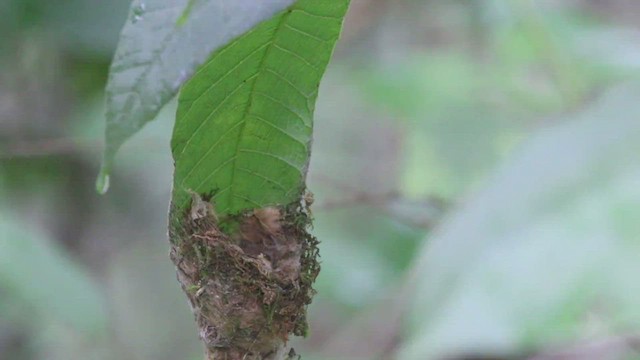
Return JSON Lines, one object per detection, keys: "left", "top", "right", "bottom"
{"left": 527, "top": 333, "right": 640, "bottom": 360}
{"left": 0, "top": 136, "right": 168, "bottom": 160}
{"left": 310, "top": 174, "right": 448, "bottom": 229}
{"left": 0, "top": 137, "right": 96, "bottom": 159}
{"left": 315, "top": 191, "right": 399, "bottom": 211}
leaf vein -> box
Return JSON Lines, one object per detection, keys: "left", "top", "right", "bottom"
{"left": 237, "top": 167, "right": 288, "bottom": 192}
{"left": 264, "top": 68, "right": 312, "bottom": 99}
{"left": 226, "top": 11, "right": 293, "bottom": 210}
{"left": 272, "top": 43, "right": 321, "bottom": 73}
{"left": 238, "top": 149, "right": 303, "bottom": 176}
{"left": 292, "top": 8, "right": 342, "bottom": 20}
{"left": 176, "top": 74, "right": 257, "bottom": 156}
{"left": 232, "top": 194, "right": 262, "bottom": 208}
{"left": 284, "top": 23, "right": 330, "bottom": 43}
{"left": 253, "top": 91, "right": 311, "bottom": 127}
{"left": 179, "top": 41, "right": 271, "bottom": 120}
{"left": 250, "top": 114, "right": 307, "bottom": 147}
{"left": 179, "top": 117, "right": 247, "bottom": 186}
{"left": 192, "top": 156, "right": 237, "bottom": 192}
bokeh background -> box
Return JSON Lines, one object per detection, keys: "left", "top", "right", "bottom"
{"left": 2, "top": 1, "right": 640, "bottom": 359}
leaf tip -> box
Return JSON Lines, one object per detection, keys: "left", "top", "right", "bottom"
{"left": 96, "top": 163, "right": 111, "bottom": 195}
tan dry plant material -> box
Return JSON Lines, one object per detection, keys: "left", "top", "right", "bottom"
{"left": 169, "top": 192, "right": 319, "bottom": 360}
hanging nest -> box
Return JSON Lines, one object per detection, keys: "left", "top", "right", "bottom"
{"left": 169, "top": 192, "right": 319, "bottom": 360}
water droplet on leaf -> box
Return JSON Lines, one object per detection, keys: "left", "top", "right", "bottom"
{"left": 133, "top": 2, "right": 146, "bottom": 15}
{"left": 131, "top": 3, "right": 146, "bottom": 23}
{"left": 96, "top": 168, "right": 110, "bottom": 194}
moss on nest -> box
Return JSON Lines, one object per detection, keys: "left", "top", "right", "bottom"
{"left": 169, "top": 193, "right": 319, "bottom": 360}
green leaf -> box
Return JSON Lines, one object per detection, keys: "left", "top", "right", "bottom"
{"left": 170, "top": 0, "right": 350, "bottom": 217}
{"left": 0, "top": 214, "right": 108, "bottom": 333}
{"left": 98, "top": 0, "right": 297, "bottom": 192}
{"left": 398, "top": 84, "right": 640, "bottom": 359}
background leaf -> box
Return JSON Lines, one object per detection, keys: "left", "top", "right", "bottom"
{"left": 0, "top": 213, "right": 108, "bottom": 333}
{"left": 98, "top": 0, "right": 296, "bottom": 192}
{"left": 170, "top": 0, "right": 350, "bottom": 216}
{"left": 398, "top": 84, "right": 640, "bottom": 359}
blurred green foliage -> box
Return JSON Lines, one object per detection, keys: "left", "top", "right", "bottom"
{"left": 2, "top": 1, "right": 640, "bottom": 359}
{"left": 400, "top": 84, "right": 640, "bottom": 359}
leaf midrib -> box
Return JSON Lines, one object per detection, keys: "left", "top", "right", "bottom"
{"left": 108, "top": 2, "right": 182, "bottom": 116}
{"left": 226, "top": 8, "right": 294, "bottom": 211}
